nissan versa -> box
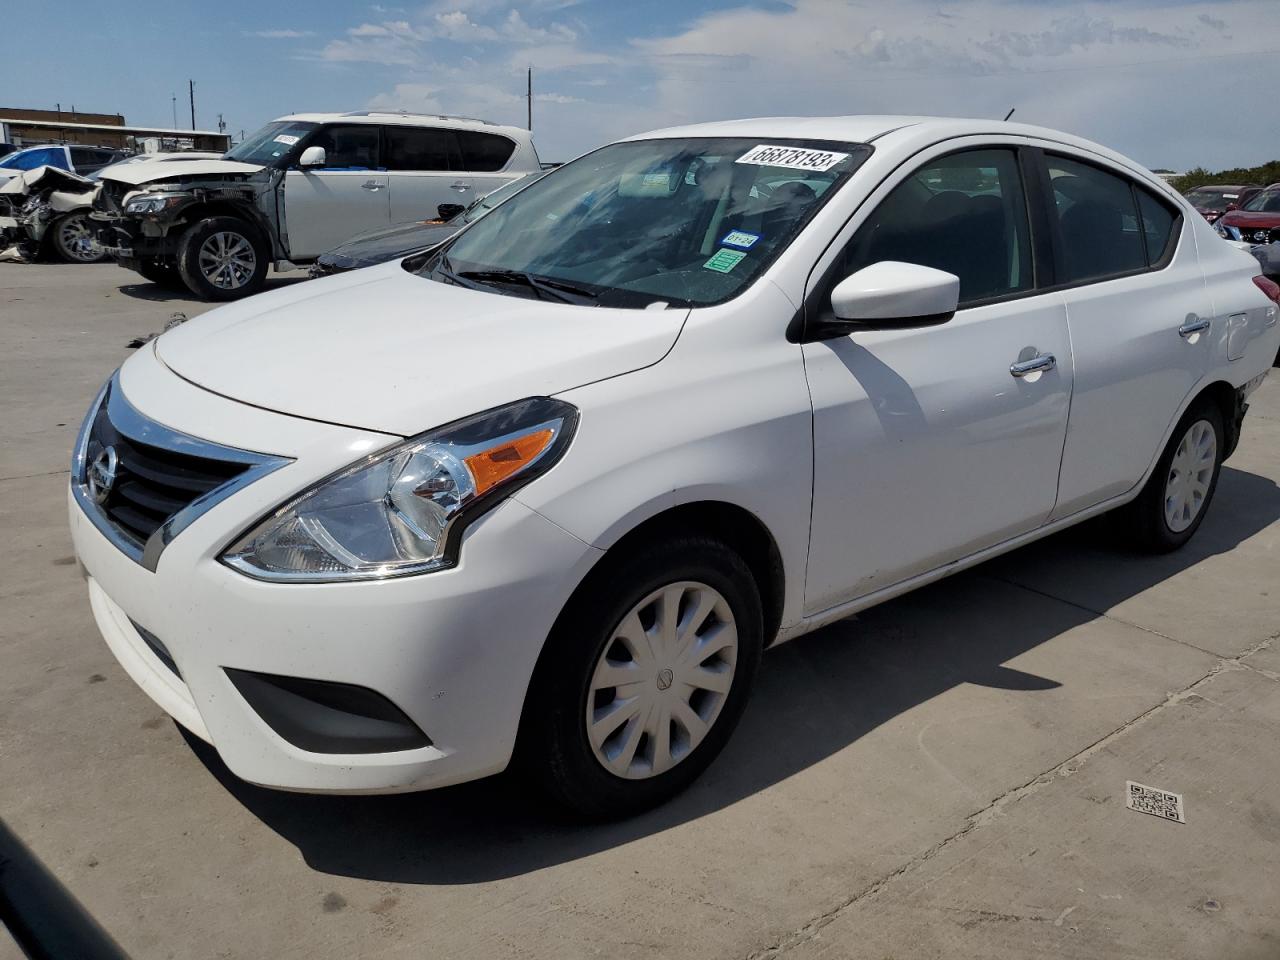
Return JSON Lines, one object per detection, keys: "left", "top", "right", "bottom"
{"left": 71, "top": 117, "right": 1280, "bottom": 817}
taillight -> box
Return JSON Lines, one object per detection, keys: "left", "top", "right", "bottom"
{"left": 1254, "top": 275, "right": 1280, "bottom": 304}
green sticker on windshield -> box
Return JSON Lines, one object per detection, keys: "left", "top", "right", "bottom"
{"left": 703, "top": 249, "right": 746, "bottom": 273}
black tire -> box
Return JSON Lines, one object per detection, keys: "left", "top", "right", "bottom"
{"left": 50, "top": 212, "right": 108, "bottom": 264}
{"left": 135, "top": 259, "right": 187, "bottom": 290}
{"left": 1120, "top": 399, "right": 1225, "bottom": 552}
{"left": 176, "top": 216, "right": 268, "bottom": 301}
{"left": 518, "top": 535, "right": 763, "bottom": 819}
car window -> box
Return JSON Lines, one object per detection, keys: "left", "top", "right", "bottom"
{"left": 308, "top": 125, "right": 383, "bottom": 170}
{"left": 456, "top": 131, "right": 515, "bottom": 172}
{"left": 69, "top": 146, "right": 93, "bottom": 166}
{"left": 1135, "top": 187, "right": 1179, "bottom": 264}
{"left": 1243, "top": 187, "right": 1280, "bottom": 213}
{"left": 0, "top": 147, "right": 66, "bottom": 171}
{"left": 836, "top": 148, "right": 1033, "bottom": 306}
{"left": 1046, "top": 156, "right": 1146, "bottom": 283}
{"left": 384, "top": 126, "right": 458, "bottom": 171}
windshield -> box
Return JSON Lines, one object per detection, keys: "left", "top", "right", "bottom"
{"left": 1185, "top": 187, "right": 1242, "bottom": 206}
{"left": 1242, "top": 188, "right": 1280, "bottom": 213}
{"left": 224, "top": 121, "right": 318, "bottom": 166}
{"left": 0, "top": 147, "right": 66, "bottom": 171}
{"left": 458, "top": 175, "right": 534, "bottom": 225}
{"left": 423, "top": 137, "right": 870, "bottom": 308}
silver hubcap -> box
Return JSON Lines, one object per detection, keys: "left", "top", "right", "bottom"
{"left": 586, "top": 581, "right": 738, "bottom": 780}
{"left": 198, "top": 231, "right": 256, "bottom": 290}
{"left": 1164, "top": 419, "right": 1216, "bottom": 533}
{"left": 59, "top": 215, "right": 100, "bottom": 262}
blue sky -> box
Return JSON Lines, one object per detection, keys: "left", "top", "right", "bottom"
{"left": 6, "top": 0, "right": 1278, "bottom": 170}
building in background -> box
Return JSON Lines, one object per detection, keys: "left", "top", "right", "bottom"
{"left": 0, "top": 107, "right": 229, "bottom": 153}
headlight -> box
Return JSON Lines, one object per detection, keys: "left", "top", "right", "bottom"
{"left": 124, "top": 193, "right": 188, "bottom": 215}
{"left": 221, "top": 397, "right": 578, "bottom": 582}
{"left": 1217, "top": 222, "right": 1242, "bottom": 241}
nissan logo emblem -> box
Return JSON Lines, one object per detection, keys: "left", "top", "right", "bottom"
{"left": 88, "top": 446, "right": 119, "bottom": 504}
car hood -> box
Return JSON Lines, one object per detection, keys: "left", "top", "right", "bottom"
{"left": 155, "top": 261, "right": 689, "bottom": 436}
{"left": 1221, "top": 210, "right": 1280, "bottom": 228}
{"left": 321, "top": 221, "right": 457, "bottom": 267}
{"left": 100, "top": 158, "right": 263, "bottom": 186}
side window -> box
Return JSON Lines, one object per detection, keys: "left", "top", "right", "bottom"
{"left": 1046, "top": 156, "right": 1145, "bottom": 283}
{"left": 1135, "top": 187, "right": 1179, "bottom": 265}
{"left": 384, "top": 126, "right": 459, "bottom": 171}
{"left": 306, "top": 125, "right": 382, "bottom": 170}
{"left": 837, "top": 148, "right": 1033, "bottom": 306}
{"left": 456, "top": 131, "right": 515, "bottom": 172}
{"left": 69, "top": 146, "right": 93, "bottom": 168}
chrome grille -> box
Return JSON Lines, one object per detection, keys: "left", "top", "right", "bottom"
{"left": 72, "top": 374, "right": 290, "bottom": 571}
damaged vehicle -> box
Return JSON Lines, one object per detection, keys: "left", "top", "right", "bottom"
{"left": 91, "top": 112, "right": 541, "bottom": 300}
{"left": 0, "top": 165, "right": 106, "bottom": 263}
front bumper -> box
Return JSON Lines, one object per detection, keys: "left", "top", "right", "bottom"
{"left": 70, "top": 352, "right": 602, "bottom": 793}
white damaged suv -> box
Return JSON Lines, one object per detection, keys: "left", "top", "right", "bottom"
{"left": 71, "top": 117, "right": 1279, "bottom": 818}
{"left": 90, "top": 112, "right": 541, "bottom": 299}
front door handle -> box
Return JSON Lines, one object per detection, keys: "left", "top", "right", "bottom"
{"left": 450, "top": 181, "right": 472, "bottom": 193}
{"left": 1178, "top": 316, "right": 1211, "bottom": 339}
{"left": 1010, "top": 353, "right": 1056, "bottom": 378}
{"left": 361, "top": 180, "right": 385, "bottom": 191}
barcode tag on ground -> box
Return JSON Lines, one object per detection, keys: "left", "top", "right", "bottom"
{"left": 1125, "top": 781, "right": 1185, "bottom": 823}
{"left": 735, "top": 144, "right": 849, "bottom": 172}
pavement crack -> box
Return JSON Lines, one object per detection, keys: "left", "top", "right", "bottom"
{"left": 744, "top": 630, "right": 1279, "bottom": 960}
{"left": 0, "top": 469, "right": 70, "bottom": 482}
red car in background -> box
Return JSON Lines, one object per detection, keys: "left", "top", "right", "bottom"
{"left": 1216, "top": 184, "right": 1280, "bottom": 246}
{"left": 1184, "top": 183, "right": 1263, "bottom": 222}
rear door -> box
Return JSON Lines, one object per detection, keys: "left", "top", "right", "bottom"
{"left": 283, "top": 124, "right": 389, "bottom": 260}
{"left": 386, "top": 126, "right": 518, "bottom": 223}
{"left": 1039, "top": 151, "right": 1212, "bottom": 518}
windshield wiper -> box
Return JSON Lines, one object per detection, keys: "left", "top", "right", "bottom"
{"left": 458, "top": 269, "right": 599, "bottom": 305}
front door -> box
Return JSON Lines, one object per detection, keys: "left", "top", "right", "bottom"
{"left": 283, "top": 124, "right": 389, "bottom": 260}
{"left": 802, "top": 146, "right": 1073, "bottom": 614}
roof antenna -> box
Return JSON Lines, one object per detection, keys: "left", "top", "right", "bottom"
{"left": 1003, "top": 107, "right": 1016, "bottom": 121}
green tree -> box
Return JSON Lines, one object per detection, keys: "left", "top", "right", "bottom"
{"left": 1171, "top": 161, "right": 1280, "bottom": 194}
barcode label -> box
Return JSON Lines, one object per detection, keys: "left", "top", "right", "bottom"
{"left": 1125, "top": 781, "right": 1185, "bottom": 823}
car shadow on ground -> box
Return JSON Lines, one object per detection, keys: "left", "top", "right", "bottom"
{"left": 116, "top": 274, "right": 310, "bottom": 303}
{"left": 181, "top": 466, "right": 1280, "bottom": 885}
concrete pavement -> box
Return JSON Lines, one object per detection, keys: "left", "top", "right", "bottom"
{"left": 1, "top": 260, "right": 1277, "bottom": 959}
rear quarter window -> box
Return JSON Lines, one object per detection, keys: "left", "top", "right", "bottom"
{"left": 456, "top": 131, "right": 516, "bottom": 172}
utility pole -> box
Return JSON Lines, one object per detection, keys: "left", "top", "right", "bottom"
{"left": 171, "top": 94, "right": 177, "bottom": 128}
{"left": 188, "top": 80, "right": 195, "bottom": 130}
{"left": 217, "top": 113, "right": 226, "bottom": 135}
{"left": 527, "top": 66, "right": 532, "bottom": 131}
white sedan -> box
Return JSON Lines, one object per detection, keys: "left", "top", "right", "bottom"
{"left": 70, "top": 116, "right": 1279, "bottom": 817}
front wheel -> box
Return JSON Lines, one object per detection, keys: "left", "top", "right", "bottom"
{"left": 51, "top": 213, "right": 108, "bottom": 263}
{"left": 519, "top": 535, "right": 763, "bottom": 819}
{"left": 135, "top": 259, "right": 188, "bottom": 290}
{"left": 1121, "top": 400, "right": 1224, "bottom": 552}
{"left": 176, "top": 216, "right": 268, "bottom": 301}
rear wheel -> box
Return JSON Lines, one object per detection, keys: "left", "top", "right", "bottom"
{"left": 176, "top": 216, "right": 268, "bottom": 301}
{"left": 1121, "top": 400, "right": 1224, "bottom": 552}
{"left": 51, "top": 213, "right": 107, "bottom": 263}
{"left": 519, "top": 535, "right": 763, "bottom": 819}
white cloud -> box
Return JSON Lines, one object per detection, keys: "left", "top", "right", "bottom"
{"left": 246, "top": 28, "right": 314, "bottom": 39}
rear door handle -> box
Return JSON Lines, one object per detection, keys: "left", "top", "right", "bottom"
{"left": 1010, "top": 353, "right": 1056, "bottom": 378}
{"left": 450, "top": 181, "right": 472, "bottom": 193}
{"left": 1178, "top": 316, "right": 1210, "bottom": 339}
{"left": 361, "top": 180, "right": 385, "bottom": 191}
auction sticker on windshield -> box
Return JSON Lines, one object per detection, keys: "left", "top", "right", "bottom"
{"left": 736, "top": 144, "right": 849, "bottom": 172}
{"left": 720, "top": 230, "right": 760, "bottom": 250}
{"left": 274, "top": 135, "right": 300, "bottom": 146}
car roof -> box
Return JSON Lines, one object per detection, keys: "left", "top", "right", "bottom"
{"left": 275, "top": 112, "right": 529, "bottom": 140}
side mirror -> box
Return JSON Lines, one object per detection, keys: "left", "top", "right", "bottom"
{"left": 1225, "top": 202, "right": 1240, "bottom": 212}
{"left": 298, "top": 146, "right": 326, "bottom": 169}
{"left": 437, "top": 202, "right": 466, "bottom": 221}
{"left": 826, "top": 261, "right": 960, "bottom": 329}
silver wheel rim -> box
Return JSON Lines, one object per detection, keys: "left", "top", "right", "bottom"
{"left": 1164, "top": 419, "right": 1216, "bottom": 533}
{"left": 586, "top": 581, "right": 738, "bottom": 780}
{"left": 58, "top": 215, "right": 101, "bottom": 262}
{"left": 198, "top": 231, "right": 256, "bottom": 290}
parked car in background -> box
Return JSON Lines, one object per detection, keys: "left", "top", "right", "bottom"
{"left": 0, "top": 165, "right": 104, "bottom": 262}
{"left": 70, "top": 116, "right": 1278, "bottom": 818}
{"left": 91, "top": 112, "right": 541, "bottom": 300}
{"left": 0, "top": 142, "right": 16, "bottom": 159}
{"left": 0, "top": 144, "right": 130, "bottom": 183}
{"left": 1216, "top": 183, "right": 1280, "bottom": 244}
{"left": 1184, "top": 183, "right": 1262, "bottom": 222}
{"left": 309, "top": 171, "right": 539, "bottom": 277}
